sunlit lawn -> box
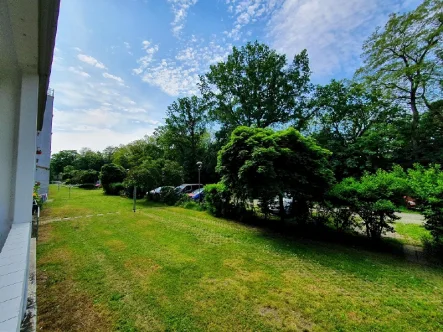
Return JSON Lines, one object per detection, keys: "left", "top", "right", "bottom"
{"left": 37, "top": 185, "right": 443, "bottom": 331}
{"left": 394, "top": 223, "right": 432, "bottom": 246}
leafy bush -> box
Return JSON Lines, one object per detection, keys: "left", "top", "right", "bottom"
{"left": 180, "top": 200, "right": 204, "bottom": 211}
{"left": 204, "top": 183, "right": 232, "bottom": 217}
{"left": 316, "top": 201, "right": 359, "bottom": 232}
{"left": 101, "top": 164, "right": 126, "bottom": 195}
{"left": 407, "top": 164, "right": 443, "bottom": 248}
{"left": 159, "top": 187, "right": 182, "bottom": 206}
{"left": 107, "top": 182, "right": 125, "bottom": 196}
{"left": 147, "top": 187, "right": 182, "bottom": 205}
{"left": 330, "top": 168, "right": 407, "bottom": 239}
{"left": 78, "top": 170, "right": 99, "bottom": 188}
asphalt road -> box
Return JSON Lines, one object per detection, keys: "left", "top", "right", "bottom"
{"left": 396, "top": 212, "right": 424, "bottom": 224}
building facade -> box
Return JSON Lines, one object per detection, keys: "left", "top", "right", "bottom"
{"left": 0, "top": 1, "right": 60, "bottom": 330}
{"left": 35, "top": 91, "right": 55, "bottom": 197}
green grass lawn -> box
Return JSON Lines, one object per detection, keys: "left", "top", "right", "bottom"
{"left": 37, "top": 185, "right": 443, "bottom": 331}
{"left": 394, "top": 223, "right": 432, "bottom": 246}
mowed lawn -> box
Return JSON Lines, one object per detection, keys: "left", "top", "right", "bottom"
{"left": 37, "top": 186, "right": 443, "bottom": 331}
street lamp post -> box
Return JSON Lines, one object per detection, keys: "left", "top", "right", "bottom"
{"left": 197, "top": 161, "right": 203, "bottom": 203}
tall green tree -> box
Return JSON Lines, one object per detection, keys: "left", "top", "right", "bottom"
{"left": 158, "top": 96, "right": 208, "bottom": 182}
{"left": 200, "top": 41, "right": 312, "bottom": 139}
{"left": 311, "top": 79, "right": 404, "bottom": 178}
{"left": 112, "top": 136, "right": 163, "bottom": 169}
{"left": 74, "top": 148, "right": 105, "bottom": 172}
{"left": 357, "top": 0, "right": 443, "bottom": 140}
{"left": 50, "top": 150, "right": 79, "bottom": 180}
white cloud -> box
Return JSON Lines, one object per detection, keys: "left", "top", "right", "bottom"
{"left": 134, "top": 38, "right": 231, "bottom": 96}
{"left": 68, "top": 66, "right": 90, "bottom": 77}
{"left": 77, "top": 54, "right": 107, "bottom": 69}
{"left": 268, "top": 0, "right": 421, "bottom": 77}
{"left": 167, "top": 0, "right": 198, "bottom": 37}
{"left": 51, "top": 77, "right": 159, "bottom": 152}
{"left": 138, "top": 59, "right": 200, "bottom": 96}
{"left": 73, "top": 47, "right": 82, "bottom": 52}
{"left": 51, "top": 105, "right": 160, "bottom": 152}
{"left": 103, "top": 72, "right": 125, "bottom": 84}
{"left": 224, "top": 0, "right": 279, "bottom": 41}
{"left": 133, "top": 41, "right": 160, "bottom": 75}
{"left": 124, "top": 42, "right": 131, "bottom": 49}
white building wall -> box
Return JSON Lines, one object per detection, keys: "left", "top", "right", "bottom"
{"left": 35, "top": 94, "right": 54, "bottom": 196}
{"left": 0, "top": 74, "right": 38, "bottom": 331}
{"left": 0, "top": 71, "right": 21, "bottom": 247}
{"left": 1, "top": 0, "right": 59, "bottom": 329}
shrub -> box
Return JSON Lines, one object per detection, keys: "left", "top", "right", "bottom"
{"left": 101, "top": 164, "right": 126, "bottom": 195}
{"left": 180, "top": 200, "right": 204, "bottom": 211}
{"left": 107, "top": 182, "right": 125, "bottom": 196}
{"left": 316, "top": 201, "right": 359, "bottom": 232}
{"left": 407, "top": 164, "right": 443, "bottom": 247}
{"left": 330, "top": 169, "right": 408, "bottom": 239}
{"left": 78, "top": 169, "right": 99, "bottom": 188}
{"left": 204, "top": 183, "right": 232, "bottom": 217}
{"left": 160, "top": 187, "right": 182, "bottom": 206}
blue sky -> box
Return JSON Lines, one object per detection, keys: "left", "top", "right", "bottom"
{"left": 50, "top": 0, "right": 421, "bottom": 152}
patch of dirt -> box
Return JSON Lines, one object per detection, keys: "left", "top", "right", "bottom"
{"left": 37, "top": 271, "right": 114, "bottom": 332}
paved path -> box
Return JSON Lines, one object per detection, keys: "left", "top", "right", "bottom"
{"left": 396, "top": 212, "right": 424, "bottom": 224}
{"left": 39, "top": 211, "right": 120, "bottom": 225}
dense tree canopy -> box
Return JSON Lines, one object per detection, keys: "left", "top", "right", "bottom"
{"left": 311, "top": 79, "right": 405, "bottom": 178}
{"left": 158, "top": 96, "right": 208, "bottom": 182}
{"left": 200, "top": 41, "right": 312, "bottom": 138}
{"left": 50, "top": 150, "right": 79, "bottom": 178}
{"left": 357, "top": 0, "right": 443, "bottom": 144}
{"left": 218, "top": 126, "right": 333, "bottom": 219}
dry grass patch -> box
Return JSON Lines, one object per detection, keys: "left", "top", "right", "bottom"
{"left": 105, "top": 239, "right": 127, "bottom": 252}
{"left": 37, "top": 271, "right": 113, "bottom": 332}
{"left": 124, "top": 257, "right": 161, "bottom": 278}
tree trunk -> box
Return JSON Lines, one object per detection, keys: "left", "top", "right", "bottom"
{"left": 410, "top": 91, "right": 420, "bottom": 157}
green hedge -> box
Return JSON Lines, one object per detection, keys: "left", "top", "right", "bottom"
{"left": 204, "top": 183, "right": 232, "bottom": 217}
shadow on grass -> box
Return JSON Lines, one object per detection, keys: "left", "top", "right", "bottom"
{"left": 227, "top": 216, "right": 443, "bottom": 280}
{"left": 228, "top": 213, "right": 408, "bottom": 257}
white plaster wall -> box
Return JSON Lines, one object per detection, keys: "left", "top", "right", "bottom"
{"left": 35, "top": 95, "right": 54, "bottom": 196}
{"left": 11, "top": 75, "right": 38, "bottom": 225}
{"left": 0, "top": 72, "right": 21, "bottom": 248}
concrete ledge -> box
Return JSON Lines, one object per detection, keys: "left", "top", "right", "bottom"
{"left": 20, "top": 238, "right": 36, "bottom": 332}
{"left": 0, "top": 223, "right": 31, "bottom": 332}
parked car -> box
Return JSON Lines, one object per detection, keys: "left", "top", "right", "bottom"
{"left": 175, "top": 184, "right": 202, "bottom": 194}
{"left": 147, "top": 186, "right": 174, "bottom": 199}
{"left": 148, "top": 187, "right": 162, "bottom": 196}
{"left": 403, "top": 195, "right": 417, "bottom": 209}
{"left": 188, "top": 188, "right": 204, "bottom": 201}
{"left": 263, "top": 193, "right": 293, "bottom": 215}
